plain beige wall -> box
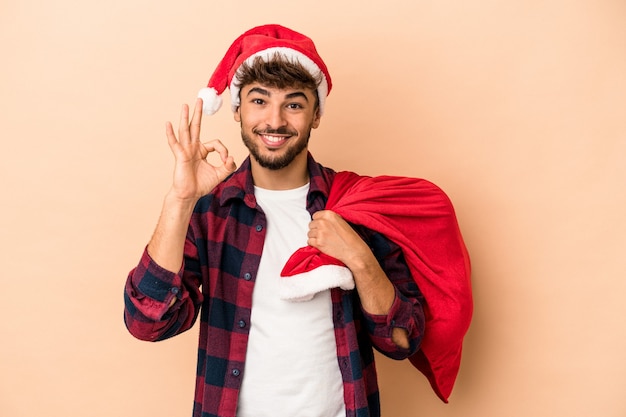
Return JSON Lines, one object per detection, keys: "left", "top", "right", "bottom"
{"left": 1, "top": 1, "right": 625, "bottom": 416}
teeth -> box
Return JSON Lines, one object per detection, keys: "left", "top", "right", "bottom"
{"left": 262, "top": 135, "right": 285, "bottom": 143}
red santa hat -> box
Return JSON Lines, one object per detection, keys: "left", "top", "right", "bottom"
{"left": 198, "top": 24, "right": 332, "bottom": 116}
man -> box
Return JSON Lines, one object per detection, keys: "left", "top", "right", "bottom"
{"left": 124, "top": 24, "right": 425, "bottom": 417}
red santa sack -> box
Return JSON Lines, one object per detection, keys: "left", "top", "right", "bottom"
{"left": 281, "top": 171, "right": 473, "bottom": 402}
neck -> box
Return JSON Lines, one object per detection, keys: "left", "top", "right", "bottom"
{"left": 250, "top": 152, "right": 309, "bottom": 190}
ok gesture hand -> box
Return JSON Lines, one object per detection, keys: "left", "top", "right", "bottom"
{"left": 166, "top": 98, "right": 237, "bottom": 202}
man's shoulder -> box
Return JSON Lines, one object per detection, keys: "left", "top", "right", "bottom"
{"left": 307, "top": 153, "right": 337, "bottom": 193}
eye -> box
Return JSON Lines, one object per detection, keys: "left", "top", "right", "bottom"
{"left": 252, "top": 98, "right": 265, "bottom": 105}
{"left": 287, "top": 103, "right": 304, "bottom": 110}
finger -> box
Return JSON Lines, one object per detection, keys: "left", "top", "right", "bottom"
{"left": 189, "top": 98, "right": 203, "bottom": 141}
{"left": 312, "top": 210, "right": 329, "bottom": 220}
{"left": 178, "top": 104, "right": 191, "bottom": 144}
{"left": 200, "top": 141, "right": 237, "bottom": 174}
{"left": 202, "top": 139, "right": 230, "bottom": 164}
{"left": 165, "top": 121, "right": 178, "bottom": 148}
{"left": 223, "top": 155, "right": 237, "bottom": 173}
{"left": 216, "top": 155, "right": 237, "bottom": 177}
{"left": 307, "top": 235, "right": 324, "bottom": 250}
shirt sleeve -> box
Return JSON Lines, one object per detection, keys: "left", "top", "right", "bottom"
{"left": 358, "top": 229, "right": 425, "bottom": 360}
{"left": 123, "top": 237, "right": 203, "bottom": 342}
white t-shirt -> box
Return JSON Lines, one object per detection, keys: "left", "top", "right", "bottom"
{"left": 236, "top": 184, "right": 345, "bottom": 417}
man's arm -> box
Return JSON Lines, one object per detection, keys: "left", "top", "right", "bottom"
{"left": 124, "top": 99, "right": 236, "bottom": 339}
{"left": 148, "top": 99, "right": 236, "bottom": 273}
{"left": 307, "top": 210, "right": 419, "bottom": 349}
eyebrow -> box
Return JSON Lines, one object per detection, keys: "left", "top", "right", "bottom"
{"left": 246, "top": 87, "right": 309, "bottom": 102}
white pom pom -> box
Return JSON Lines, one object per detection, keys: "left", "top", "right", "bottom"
{"left": 197, "top": 87, "right": 223, "bottom": 115}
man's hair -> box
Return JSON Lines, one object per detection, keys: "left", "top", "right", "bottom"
{"left": 235, "top": 53, "right": 322, "bottom": 108}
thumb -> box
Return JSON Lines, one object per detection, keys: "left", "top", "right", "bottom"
{"left": 217, "top": 156, "right": 237, "bottom": 179}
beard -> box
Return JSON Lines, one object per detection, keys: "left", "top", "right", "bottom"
{"left": 241, "top": 125, "right": 312, "bottom": 170}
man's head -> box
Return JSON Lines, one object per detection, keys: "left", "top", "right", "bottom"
{"left": 197, "top": 24, "right": 331, "bottom": 117}
{"left": 196, "top": 25, "right": 331, "bottom": 173}
{"left": 233, "top": 55, "right": 322, "bottom": 170}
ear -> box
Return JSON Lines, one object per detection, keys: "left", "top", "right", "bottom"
{"left": 311, "top": 108, "right": 321, "bottom": 129}
{"left": 233, "top": 106, "right": 241, "bottom": 122}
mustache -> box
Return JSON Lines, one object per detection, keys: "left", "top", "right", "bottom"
{"left": 252, "top": 127, "right": 297, "bottom": 136}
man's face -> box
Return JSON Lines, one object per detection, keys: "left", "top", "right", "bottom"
{"left": 235, "top": 83, "right": 321, "bottom": 170}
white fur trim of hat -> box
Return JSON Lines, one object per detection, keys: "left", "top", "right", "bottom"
{"left": 279, "top": 264, "right": 355, "bottom": 302}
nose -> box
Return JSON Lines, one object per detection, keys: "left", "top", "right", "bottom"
{"left": 265, "top": 105, "right": 287, "bottom": 129}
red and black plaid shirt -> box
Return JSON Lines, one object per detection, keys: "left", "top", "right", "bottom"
{"left": 124, "top": 153, "right": 425, "bottom": 417}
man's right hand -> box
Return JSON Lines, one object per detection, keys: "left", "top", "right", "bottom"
{"left": 165, "top": 98, "right": 237, "bottom": 202}
{"left": 146, "top": 98, "right": 237, "bottom": 274}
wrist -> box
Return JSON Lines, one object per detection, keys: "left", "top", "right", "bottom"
{"left": 164, "top": 189, "right": 200, "bottom": 210}
{"left": 345, "top": 249, "right": 378, "bottom": 276}
{"left": 161, "top": 191, "right": 199, "bottom": 223}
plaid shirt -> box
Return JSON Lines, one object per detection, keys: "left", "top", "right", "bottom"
{"left": 124, "top": 153, "right": 425, "bottom": 417}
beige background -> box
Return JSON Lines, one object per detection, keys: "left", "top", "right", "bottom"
{"left": 1, "top": 1, "right": 625, "bottom": 416}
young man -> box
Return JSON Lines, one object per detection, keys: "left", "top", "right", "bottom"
{"left": 124, "top": 25, "right": 425, "bottom": 417}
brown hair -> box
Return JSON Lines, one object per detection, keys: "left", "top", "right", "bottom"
{"left": 234, "top": 53, "right": 322, "bottom": 107}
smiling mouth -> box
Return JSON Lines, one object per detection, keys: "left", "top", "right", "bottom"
{"left": 255, "top": 129, "right": 297, "bottom": 147}
{"left": 260, "top": 134, "right": 289, "bottom": 144}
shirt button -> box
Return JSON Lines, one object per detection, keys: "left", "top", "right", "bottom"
{"left": 238, "top": 320, "right": 246, "bottom": 328}
{"left": 170, "top": 287, "right": 179, "bottom": 295}
{"left": 243, "top": 273, "right": 251, "bottom": 281}
{"left": 232, "top": 368, "right": 241, "bottom": 377}
{"left": 255, "top": 224, "right": 263, "bottom": 232}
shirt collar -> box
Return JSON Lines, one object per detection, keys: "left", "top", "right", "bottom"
{"left": 218, "top": 152, "right": 334, "bottom": 209}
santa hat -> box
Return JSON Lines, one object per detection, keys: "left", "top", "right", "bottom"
{"left": 279, "top": 248, "right": 355, "bottom": 302}
{"left": 198, "top": 24, "right": 332, "bottom": 116}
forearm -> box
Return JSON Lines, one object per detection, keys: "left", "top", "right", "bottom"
{"left": 149, "top": 99, "right": 235, "bottom": 272}
{"left": 349, "top": 253, "right": 395, "bottom": 314}
{"left": 348, "top": 253, "right": 410, "bottom": 349}
{"left": 307, "top": 210, "right": 414, "bottom": 349}
{"left": 147, "top": 191, "right": 198, "bottom": 273}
